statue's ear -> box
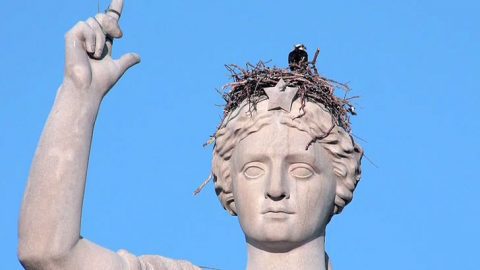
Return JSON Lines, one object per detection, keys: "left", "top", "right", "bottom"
{"left": 227, "top": 200, "right": 237, "bottom": 216}
{"left": 333, "top": 163, "right": 348, "bottom": 179}
{"left": 333, "top": 172, "right": 355, "bottom": 215}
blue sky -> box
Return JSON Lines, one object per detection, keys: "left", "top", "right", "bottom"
{"left": 1, "top": 0, "right": 479, "bottom": 269}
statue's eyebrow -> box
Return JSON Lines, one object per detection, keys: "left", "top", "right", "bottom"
{"left": 285, "top": 152, "right": 316, "bottom": 164}
{"left": 238, "top": 151, "right": 267, "bottom": 164}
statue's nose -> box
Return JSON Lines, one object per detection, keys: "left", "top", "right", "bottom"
{"left": 265, "top": 167, "right": 290, "bottom": 201}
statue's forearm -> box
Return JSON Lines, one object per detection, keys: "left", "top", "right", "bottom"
{"left": 19, "top": 81, "right": 102, "bottom": 260}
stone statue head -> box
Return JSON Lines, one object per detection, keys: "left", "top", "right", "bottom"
{"left": 212, "top": 95, "right": 363, "bottom": 251}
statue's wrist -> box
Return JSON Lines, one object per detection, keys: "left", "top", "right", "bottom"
{"left": 58, "top": 80, "right": 104, "bottom": 111}
{"left": 60, "top": 79, "right": 105, "bottom": 105}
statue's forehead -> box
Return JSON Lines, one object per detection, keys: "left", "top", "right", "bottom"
{"left": 234, "top": 122, "right": 317, "bottom": 162}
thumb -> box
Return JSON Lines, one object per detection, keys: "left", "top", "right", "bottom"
{"left": 116, "top": 52, "right": 141, "bottom": 75}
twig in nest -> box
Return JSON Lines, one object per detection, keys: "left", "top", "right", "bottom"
{"left": 203, "top": 137, "right": 215, "bottom": 147}
{"left": 311, "top": 48, "right": 320, "bottom": 74}
{"left": 312, "top": 48, "right": 321, "bottom": 65}
{"left": 193, "top": 174, "right": 213, "bottom": 196}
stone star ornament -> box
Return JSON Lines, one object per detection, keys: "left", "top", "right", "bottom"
{"left": 263, "top": 78, "right": 299, "bottom": 112}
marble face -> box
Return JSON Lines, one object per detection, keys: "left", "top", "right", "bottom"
{"left": 230, "top": 119, "right": 337, "bottom": 252}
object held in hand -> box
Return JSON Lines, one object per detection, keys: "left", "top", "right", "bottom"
{"left": 106, "top": 8, "right": 121, "bottom": 18}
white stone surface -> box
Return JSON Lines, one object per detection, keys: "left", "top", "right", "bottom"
{"left": 18, "top": 1, "right": 363, "bottom": 269}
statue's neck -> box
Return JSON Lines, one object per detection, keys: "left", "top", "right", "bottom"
{"left": 246, "top": 236, "right": 327, "bottom": 270}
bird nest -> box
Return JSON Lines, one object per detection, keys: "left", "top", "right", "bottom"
{"left": 217, "top": 60, "right": 357, "bottom": 135}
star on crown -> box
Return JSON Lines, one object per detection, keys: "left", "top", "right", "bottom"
{"left": 263, "top": 78, "right": 299, "bottom": 112}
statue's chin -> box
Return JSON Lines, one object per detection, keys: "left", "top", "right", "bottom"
{"left": 245, "top": 232, "right": 323, "bottom": 253}
{"left": 246, "top": 237, "right": 297, "bottom": 253}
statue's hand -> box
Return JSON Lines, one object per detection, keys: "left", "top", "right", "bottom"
{"left": 63, "top": 0, "right": 140, "bottom": 98}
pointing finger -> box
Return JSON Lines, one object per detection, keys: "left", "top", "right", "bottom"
{"left": 106, "top": 0, "right": 124, "bottom": 21}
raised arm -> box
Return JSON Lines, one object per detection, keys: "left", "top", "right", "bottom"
{"left": 18, "top": 1, "right": 140, "bottom": 269}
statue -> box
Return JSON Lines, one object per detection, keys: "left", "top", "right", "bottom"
{"left": 17, "top": 1, "right": 363, "bottom": 269}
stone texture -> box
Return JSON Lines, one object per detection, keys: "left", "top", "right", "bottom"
{"left": 17, "top": 1, "right": 363, "bottom": 269}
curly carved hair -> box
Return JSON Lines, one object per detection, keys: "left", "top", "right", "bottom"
{"left": 212, "top": 99, "right": 363, "bottom": 216}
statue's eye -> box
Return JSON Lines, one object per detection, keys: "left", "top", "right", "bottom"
{"left": 290, "top": 166, "right": 314, "bottom": 179}
{"left": 244, "top": 166, "right": 265, "bottom": 179}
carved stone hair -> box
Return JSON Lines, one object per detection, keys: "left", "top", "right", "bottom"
{"left": 212, "top": 99, "right": 363, "bottom": 216}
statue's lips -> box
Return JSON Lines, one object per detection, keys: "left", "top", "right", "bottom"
{"left": 263, "top": 212, "right": 294, "bottom": 220}
{"left": 261, "top": 208, "right": 295, "bottom": 215}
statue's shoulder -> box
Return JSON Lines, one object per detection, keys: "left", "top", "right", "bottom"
{"left": 118, "top": 249, "right": 201, "bottom": 270}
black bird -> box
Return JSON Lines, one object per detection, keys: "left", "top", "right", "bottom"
{"left": 288, "top": 44, "right": 309, "bottom": 71}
